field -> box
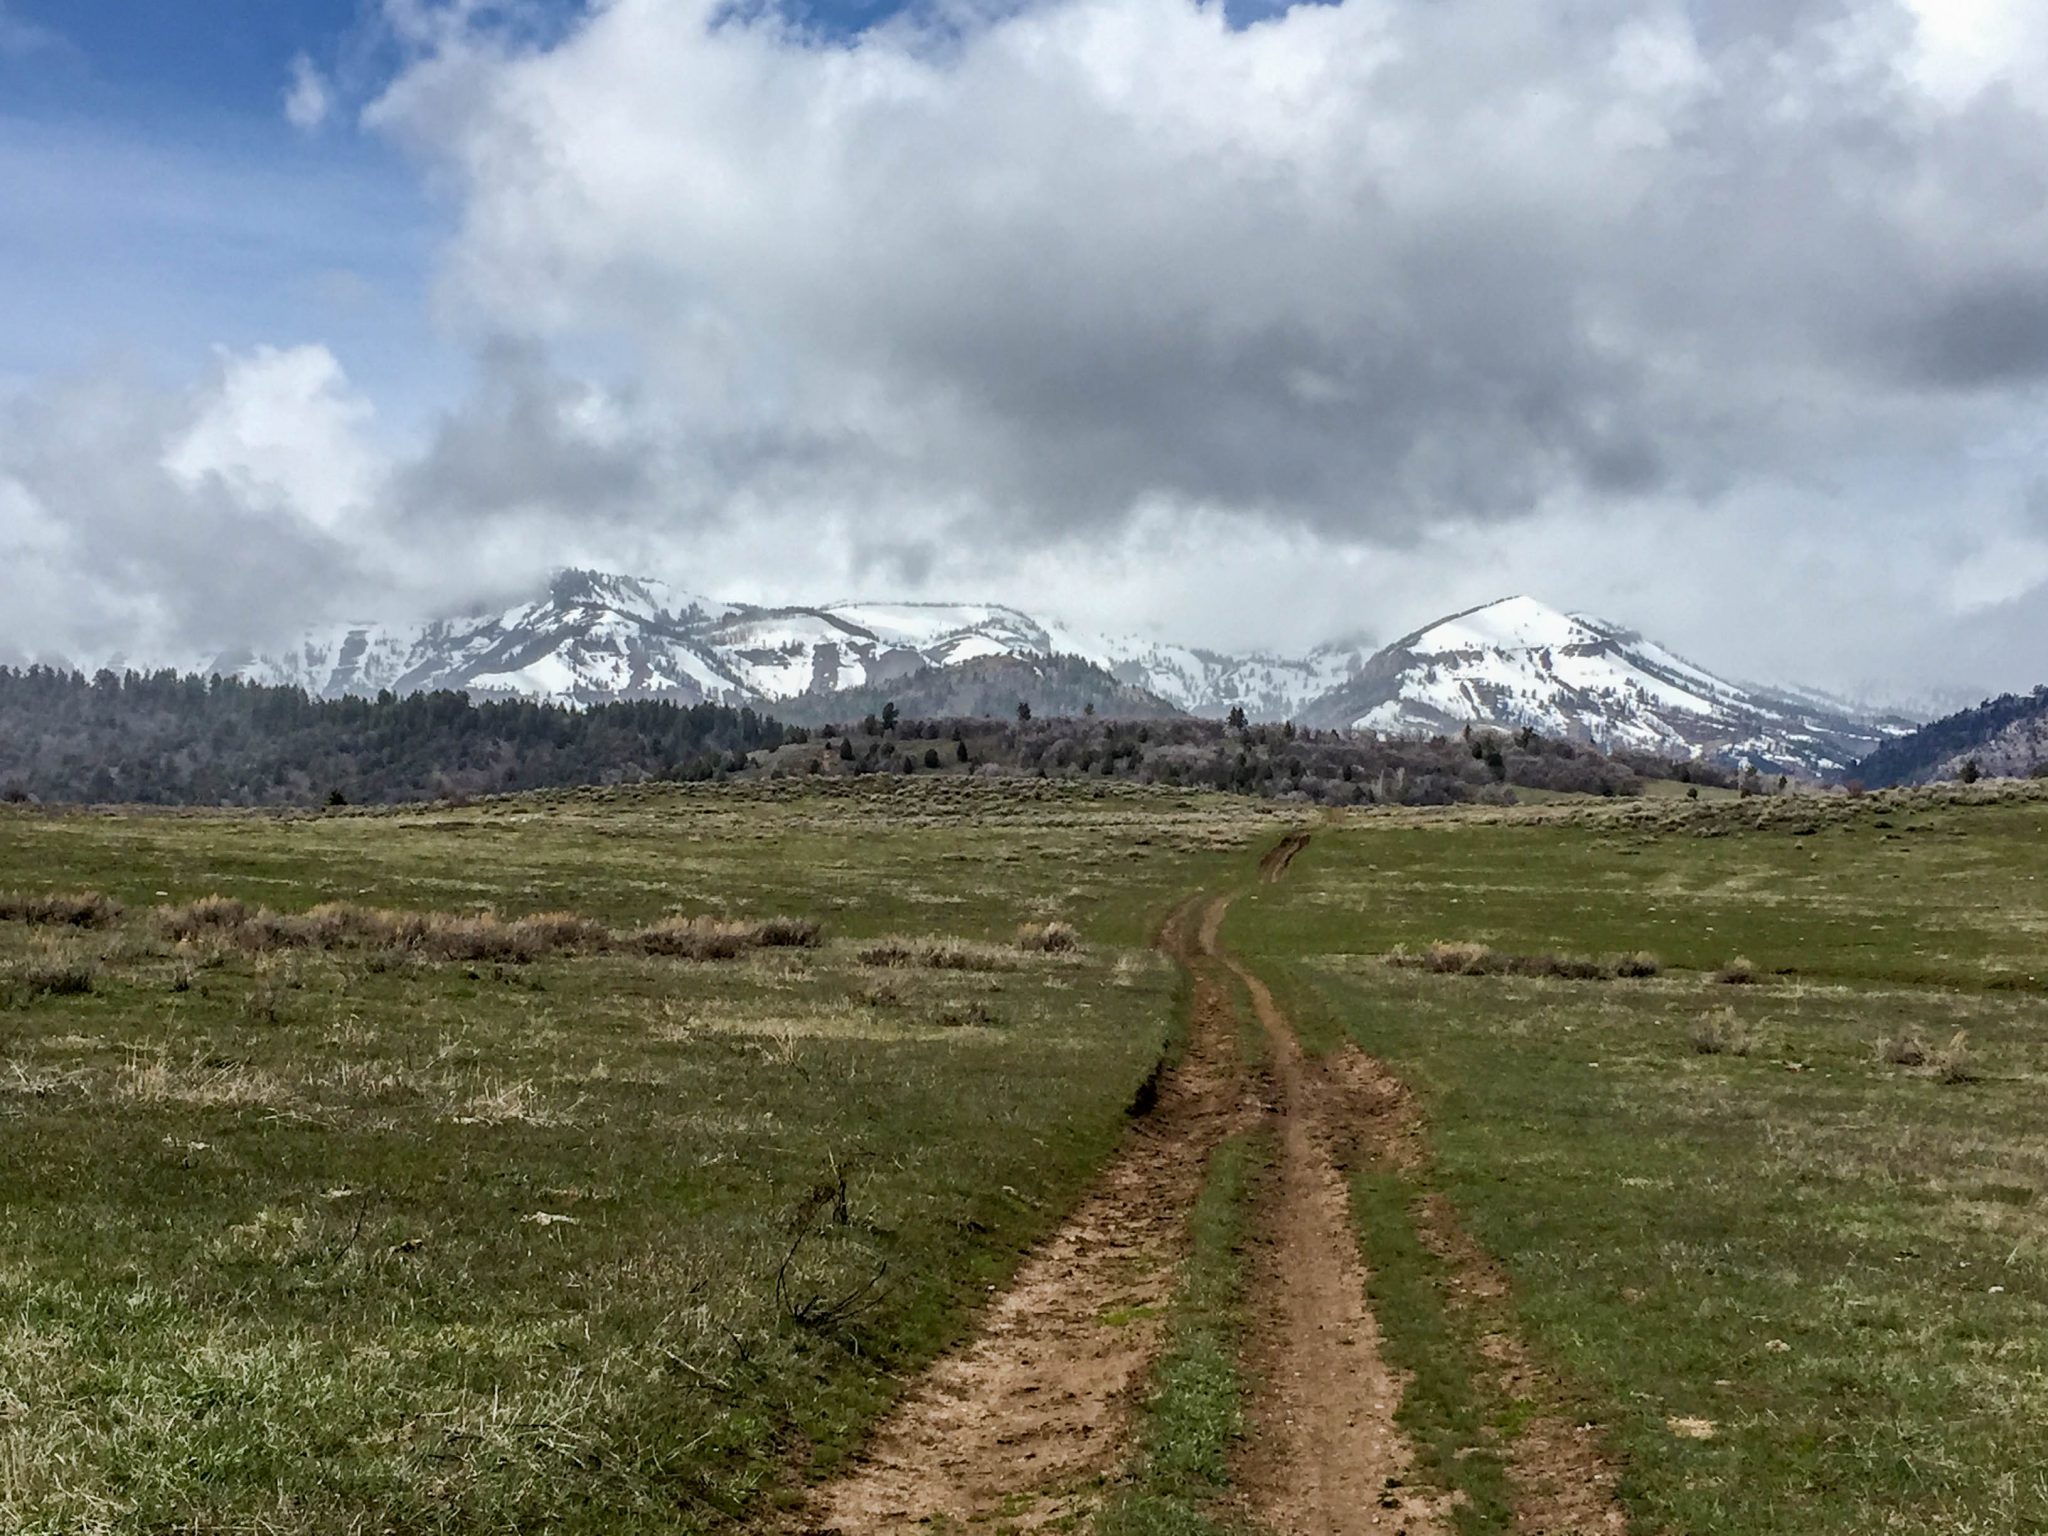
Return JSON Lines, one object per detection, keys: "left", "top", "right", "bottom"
{"left": 4, "top": 777, "right": 2047, "bottom": 1533}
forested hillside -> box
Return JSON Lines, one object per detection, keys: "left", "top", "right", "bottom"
{"left": 1850, "top": 686, "right": 2048, "bottom": 786}
{"left": 0, "top": 668, "right": 791, "bottom": 806}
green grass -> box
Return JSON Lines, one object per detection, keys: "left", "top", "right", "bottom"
{"left": 1098, "top": 1132, "right": 1266, "bottom": 1536}
{"left": 1231, "top": 785, "right": 2048, "bottom": 1534}
{"left": 0, "top": 779, "right": 1283, "bottom": 1535}
{"left": 1274, "top": 783, "right": 2048, "bottom": 989}
{"left": 1351, "top": 1170, "right": 1516, "bottom": 1535}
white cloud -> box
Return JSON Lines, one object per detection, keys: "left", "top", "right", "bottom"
{"left": 13, "top": 0, "right": 2048, "bottom": 702}
{"left": 284, "top": 53, "right": 334, "bottom": 131}
{"left": 164, "top": 345, "right": 381, "bottom": 533}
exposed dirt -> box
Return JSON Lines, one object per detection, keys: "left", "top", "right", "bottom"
{"left": 1219, "top": 949, "right": 1451, "bottom": 1536}
{"left": 1307, "top": 1044, "right": 1630, "bottom": 1536}
{"left": 1258, "top": 830, "right": 1313, "bottom": 883}
{"left": 800, "top": 897, "right": 1247, "bottom": 1533}
{"left": 805, "top": 828, "right": 1627, "bottom": 1536}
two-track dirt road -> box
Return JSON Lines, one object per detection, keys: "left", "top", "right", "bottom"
{"left": 803, "top": 834, "right": 1623, "bottom": 1535}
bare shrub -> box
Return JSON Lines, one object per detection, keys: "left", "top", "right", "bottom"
{"left": 753, "top": 916, "right": 823, "bottom": 949}
{"left": 1876, "top": 1032, "right": 1928, "bottom": 1068}
{"left": 153, "top": 895, "right": 250, "bottom": 943}
{"left": 0, "top": 890, "right": 123, "bottom": 929}
{"left": 1932, "top": 1031, "right": 1980, "bottom": 1085}
{"left": 1716, "top": 957, "right": 1758, "bottom": 985}
{"left": 856, "top": 936, "right": 1016, "bottom": 972}
{"left": 10, "top": 950, "right": 99, "bottom": 997}
{"left": 634, "top": 916, "right": 756, "bottom": 960}
{"left": 1016, "top": 920, "right": 1081, "bottom": 954}
{"left": 1690, "top": 1009, "right": 1752, "bottom": 1057}
{"left": 1531, "top": 952, "right": 1615, "bottom": 981}
{"left": 1388, "top": 942, "right": 1628, "bottom": 981}
{"left": 413, "top": 914, "right": 550, "bottom": 964}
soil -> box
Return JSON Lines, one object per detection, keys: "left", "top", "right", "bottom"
{"left": 800, "top": 898, "right": 1246, "bottom": 1533}
{"left": 802, "top": 835, "right": 1630, "bottom": 1535}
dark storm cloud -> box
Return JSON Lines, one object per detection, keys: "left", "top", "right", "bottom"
{"left": 355, "top": 0, "right": 2048, "bottom": 551}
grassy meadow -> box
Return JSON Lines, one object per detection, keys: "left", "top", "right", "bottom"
{"left": 0, "top": 779, "right": 1286, "bottom": 1534}
{"left": 1231, "top": 783, "right": 2048, "bottom": 1535}
{"left": 9, "top": 772, "right": 2048, "bottom": 1534}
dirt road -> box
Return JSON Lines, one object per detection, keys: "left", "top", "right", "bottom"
{"left": 803, "top": 836, "right": 1623, "bottom": 1534}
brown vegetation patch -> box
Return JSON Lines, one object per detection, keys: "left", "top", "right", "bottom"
{"left": 0, "top": 890, "right": 123, "bottom": 928}
{"left": 854, "top": 936, "right": 1019, "bottom": 971}
{"left": 1389, "top": 941, "right": 1662, "bottom": 982}
{"left": 147, "top": 895, "right": 819, "bottom": 964}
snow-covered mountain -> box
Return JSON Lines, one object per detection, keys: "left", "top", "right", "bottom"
{"left": 151, "top": 575, "right": 1910, "bottom": 775}
{"left": 197, "top": 570, "right": 1357, "bottom": 720}
{"left": 1296, "top": 595, "right": 1912, "bottom": 773}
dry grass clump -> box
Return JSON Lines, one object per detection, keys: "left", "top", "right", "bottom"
{"left": 1388, "top": 941, "right": 1660, "bottom": 983}
{"left": 632, "top": 915, "right": 818, "bottom": 960}
{"left": 753, "top": 916, "right": 824, "bottom": 949}
{"left": 0, "top": 889, "right": 123, "bottom": 928}
{"left": 1690, "top": 1008, "right": 1752, "bottom": 1057}
{"left": 152, "top": 894, "right": 250, "bottom": 942}
{"left": 1876, "top": 1032, "right": 1929, "bottom": 1068}
{"left": 7, "top": 940, "right": 100, "bottom": 998}
{"left": 1016, "top": 920, "right": 1081, "bottom": 953}
{"left": 1716, "top": 956, "right": 1758, "bottom": 985}
{"left": 856, "top": 936, "right": 1018, "bottom": 972}
{"left": 1932, "top": 1030, "right": 1980, "bottom": 1085}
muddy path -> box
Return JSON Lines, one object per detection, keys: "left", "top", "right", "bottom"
{"left": 800, "top": 897, "right": 1248, "bottom": 1533}
{"left": 1257, "top": 829, "right": 1313, "bottom": 883}
{"left": 805, "top": 830, "right": 1625, "bottom": 1535}
{"left": 1314, "top": 1048, "right": 1630, "bottom": 1536}
{"left": 1216, "top": 950, "right": 1451, "bottom": 1536}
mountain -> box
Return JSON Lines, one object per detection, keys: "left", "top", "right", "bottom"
{"left": 1848, "top": 687, "right": 2048, "bottom": 786}
{"left": 1294, "top": 596, "right": 1911, "bottom": 775}
{"left": 115, "top": 574, "right": 1911, "bottom": 777}
{"left": 194, "top": 570, "right": 1354, "bottom": 720}
{"left": 773, "top": 654, "right": 1184, "bottom": 723}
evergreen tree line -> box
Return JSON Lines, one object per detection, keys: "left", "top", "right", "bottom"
{"left": 0, "top": 667, "right": 797, "bottom": 807}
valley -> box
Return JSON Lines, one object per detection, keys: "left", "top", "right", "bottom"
{"left": 5, "top": 776, "right": 2047, "bottom": 1533}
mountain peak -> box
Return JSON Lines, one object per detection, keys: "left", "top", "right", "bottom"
{"left": 1410, "top": 594, "right": 1597, "bottom": 654}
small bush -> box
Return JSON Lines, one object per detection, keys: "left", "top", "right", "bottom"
{"left": 856, "top": 936, "right": 1016, "bottom": 972}
{"left": 1016, "top": 920, "right": 1081, "bottom": 954}
{"left": 9, "top": 933, "right": 100, "bottom": 998}
{"left": 1932, "top": 1031, "right": 1980, "bottom": 1085}
{"left": 153, "top": 895, "right": 251, "bottom": 943}
{"left": 1690, "top": 1009, "right": 1751, "bottom": 1057}
{"left": 1716, "top": 957, "right": 1758, "bottom": 985}
{"left": 634, "top": 917, "right": 755, "bottom": 961}
{"left": 1389, "top": 942, "right": 1631, "bottom": 981}
{"left": 0, "top": 890, "right": 123, "bottom": 928}
{"left": 753, "top": 916, "right": 823, "bottom": 949}
{"left": 1876, "top": 1032, "right": 1929, "bottom": 1068}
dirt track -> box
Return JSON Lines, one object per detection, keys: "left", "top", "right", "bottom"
{"left": 803, "top": 836, "right": 1625, "bottom": 1534}
{"left": 804, "top": 899, "right": 1248, "bottom": 1533}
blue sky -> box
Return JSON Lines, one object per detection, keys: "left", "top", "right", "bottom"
{"left": 0, "top": 1, "right": 446, "bottom": 418}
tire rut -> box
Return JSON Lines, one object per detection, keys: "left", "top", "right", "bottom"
{"left": 800, "top": 896, "right": 1247, "bottom": 1534}
{"left": 1216, "top": 946, "right": 1451, "bottom": 1536}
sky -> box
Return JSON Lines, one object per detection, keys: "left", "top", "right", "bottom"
{"left": 4, "top": 0, "right": 2048, "bottom": 707}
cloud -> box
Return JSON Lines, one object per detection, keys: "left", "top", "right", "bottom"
{"left": 0, "top": 349, "right": 384, "bottom": 660}
{"left": 284, "top": 53, "right": 334, "bottom": 131}
{"left": 12, "top": 0, "right": 2048, "bottom": 703}
{"left": 352, "top": 0, "right": 2048, "bottom": 551}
